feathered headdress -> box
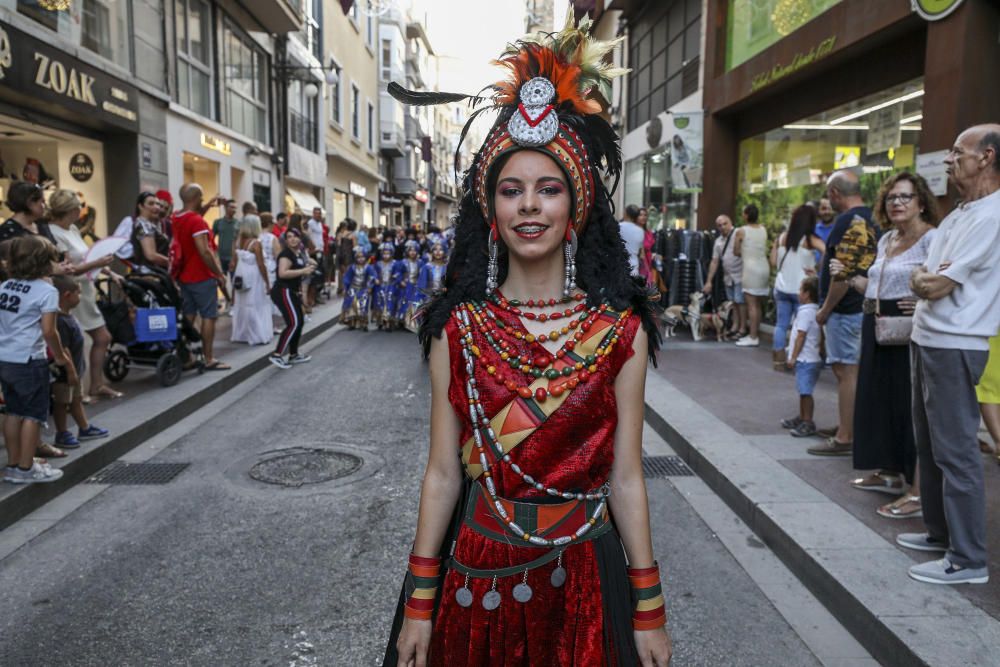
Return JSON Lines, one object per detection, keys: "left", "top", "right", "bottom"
{"left": 388, "top": 13, "right": 627, "bottom": 235}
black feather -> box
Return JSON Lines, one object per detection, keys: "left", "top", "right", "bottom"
{"left": 387, "top": 81, "right": 472, "bottom": 106}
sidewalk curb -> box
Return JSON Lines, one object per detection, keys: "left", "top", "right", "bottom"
{"left": 0, "top": 308, "right": 341, "bottom": 533}
{"left": 644, "top": 371, "right": 1000, "bottom": 667}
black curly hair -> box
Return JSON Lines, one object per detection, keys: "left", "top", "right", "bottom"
{"left": 418, "top": 150, "right": 661, "bottom": 364}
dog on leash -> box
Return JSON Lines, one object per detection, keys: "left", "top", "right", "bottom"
{"left": 663, "top": 293, "right": 734, "bottom": 342}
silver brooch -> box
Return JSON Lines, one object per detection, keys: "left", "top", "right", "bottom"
{"left": 508, "top": 77, "right": 559, "bottom": 147}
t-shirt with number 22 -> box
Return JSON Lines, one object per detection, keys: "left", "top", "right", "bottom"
{"left": 0, "top": 278, "right": 59, "bottom": 363}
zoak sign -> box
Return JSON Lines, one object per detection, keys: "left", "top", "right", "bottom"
{"left": 912, "top": 0, "right": 964, "bottom": 20}
{"left": 0, "top": 20, "right": 139, "bottom": 132}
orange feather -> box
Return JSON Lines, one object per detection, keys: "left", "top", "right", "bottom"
{"left": 493, "top": 43, "right": 600, "bottom": 115}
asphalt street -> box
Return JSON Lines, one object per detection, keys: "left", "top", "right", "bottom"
{"left": 0, "top": 326, "right": 849, "bottom": 666}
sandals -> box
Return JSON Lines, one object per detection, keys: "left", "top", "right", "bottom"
{"left": 877, "top": 494, "right": 922, "bottom": 519}
{"left": 851, "top": 472, "right": 905, "bottom": 496}
{"left": 93, "top": 386, "right": 124, "bottom": 400}
{"left": 36, "top": 442, "right": 67, "bottom": 458}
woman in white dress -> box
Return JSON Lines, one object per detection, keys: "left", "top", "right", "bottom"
{"left": 230, "top": 215, "right": 273, "bottom": 345}
{"left": 258, "top": 213, "right": 280, "bottom": 286}
{"left": 734, "top": 203, "right": 770, "bottom": 347}
{"left": 46, "top": 189, "right": 123, "bottom": 400}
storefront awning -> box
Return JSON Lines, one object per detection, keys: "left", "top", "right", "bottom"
{"left": 286, "top": 186, "right": 323, "bottom": 214}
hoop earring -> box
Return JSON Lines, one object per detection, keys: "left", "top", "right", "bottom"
{"left": 563, "top": 224, "right": 578, "bottom": 297}
{"left": 487, "top": 222, "right": 499, "bottom": 295}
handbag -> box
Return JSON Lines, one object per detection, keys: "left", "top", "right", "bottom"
{"left": 874, "top": 232, "right": 912, "bottom": 346}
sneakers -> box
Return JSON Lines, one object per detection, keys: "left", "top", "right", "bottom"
{"left": 54, "top": 431, "right": 81, "bottom": 448}
{"left": 780, "top": 416, "right": 803, "bottom": 429}
{"left": 78, "top": 425, "right": 109, "bottom": 441}
{"left": 268, "top": 354, "right": 292, "bottom": 370}
{"left": 908, "top": 558, "right": 989, "bottom": 585}
{"left": 790, "top": 420, "right": 817, "bottom": 437}
{"left": 4, "top": 461, "right": 64, "bottom": 484}
{"left": 735, "top": 336, "right": 760, "bottom": 347}
{"left": 896, "top": 532, "right": 948, "bottom": 553}
{"left": 807, "top": 438, "right": 852, "bottom": 456}
{"left": 288, "top": 353, "right": 312, "bottom": 365}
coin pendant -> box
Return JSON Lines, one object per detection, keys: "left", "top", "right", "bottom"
{"left": 512, "top": 582, "right": 533, "bottom": 603}
{"left": 455, "top": 587, "right": 474, "bottom": 608}
{"left": 550, "top": 566, "right": 567, "bottom": 588}
{"left": 482, "top": 590, "right": 501, "bottom": 611}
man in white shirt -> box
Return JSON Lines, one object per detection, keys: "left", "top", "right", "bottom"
{"left": 898, "top": 124, "right": 1000, "bottom": 586}
{"left": 702, "top": 214, "right": 746, "bottom": 338}
{"left": 618, "top": 204, "right": 645, "bottom": 277}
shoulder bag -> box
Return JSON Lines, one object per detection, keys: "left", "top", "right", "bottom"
{"left": 874, "top": 232, "right": 912, "bottom": 346}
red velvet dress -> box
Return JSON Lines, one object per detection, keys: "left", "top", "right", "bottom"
{"left": 427, "top": 305, "right": 642, "bottom": 666}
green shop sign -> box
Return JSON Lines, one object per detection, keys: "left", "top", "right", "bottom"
{"left": 912, "top": 0, "right": 964, "bottom": 21}
{"left": 750, "top": 35, "right": 837, "bottom": 93}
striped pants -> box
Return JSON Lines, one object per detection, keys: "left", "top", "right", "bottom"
{"left": 271, "top": 286, "right": 303, "bottom": 357}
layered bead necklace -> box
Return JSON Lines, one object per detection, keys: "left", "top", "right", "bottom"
{"left": 453, "top": 300, "right": 632, "bottom": 547}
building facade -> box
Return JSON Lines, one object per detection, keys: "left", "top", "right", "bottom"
{"left": 0, "top": 0, "right": 172, "bottom": 235}
{"left": 164, "top": 0, "right": 302, "bottom": 225}
{"left": 700, "top": 0, "right": 1000, "bottom": 229}
{"left": 324, "top": 1, "right": 381, "bottom": 231}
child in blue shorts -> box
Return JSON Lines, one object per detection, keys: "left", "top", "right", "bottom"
{"left": 783, "top": 276, "right": 823, "bottom": 437}
{"left": 0, "top": 236, "right": 77, "bottom": 484}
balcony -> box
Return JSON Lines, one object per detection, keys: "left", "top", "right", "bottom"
{"left": 381, "top": 120, "right": 405, "bottom": 158}
{"left": 245, "top": 0, "right": 303, "bottom": 34}
{"left": 290, "top": 110, "right": 318, "bottom": 153}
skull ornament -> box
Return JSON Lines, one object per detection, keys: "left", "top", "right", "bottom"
{"left": 507, "top": 77, "right": 559, "bottom": 147}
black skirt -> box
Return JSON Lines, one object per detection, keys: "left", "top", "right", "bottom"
{"left": 852, "top": 302, "right": 916, "bottom": 482}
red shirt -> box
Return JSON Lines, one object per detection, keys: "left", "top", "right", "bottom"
{"left": 173, "top": 210, "right": 217, "bottom": 284}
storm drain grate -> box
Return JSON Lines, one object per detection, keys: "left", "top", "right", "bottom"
{"left": 642, "top": 455, "right": 694, "bottom": 478}
{"left": 87, "top": 462, "right": 190, "bottom": 485}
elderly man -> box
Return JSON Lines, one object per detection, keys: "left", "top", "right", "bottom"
{"left": 809, "top": 170, "right": 877, "bottom": 456}
{"left": 702, "top": 214, "right": 745, "bottom": 338}
{"left": 898, "top": 125, "right": 1000, "bottom": 585}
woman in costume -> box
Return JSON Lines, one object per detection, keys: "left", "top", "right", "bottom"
{"left": 373, "top": 242, "right": 404, "bottom": 330}
{"left": 417, "top": 239, "right": 448, "bottom": 294}
{"left": 342, "top": 246, "right": 377, "bottom": 330}
{"left": 396, "top": 240, "right": 428, "bottom": 333}
{"left": 385, "top": 16, "right": 671, "bottom": 667}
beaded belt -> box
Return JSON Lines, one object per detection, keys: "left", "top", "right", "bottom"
{"left": 443, "top": 483, "right": 611, "bottom": 610}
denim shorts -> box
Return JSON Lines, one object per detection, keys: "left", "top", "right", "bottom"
{"left": 795, "top": 361, "right": 822, "bottom": 396}
{"left": 180, "top": 279, "right": 219, "bottom": 319}
{"left": 0, "top": 358, "right": 51, "bottom": 424}
{"left": 824, "top": 312, "right": 863, "bottom": 365}
{"left": 724, "top": 281, "right": 745, "bottom": 305}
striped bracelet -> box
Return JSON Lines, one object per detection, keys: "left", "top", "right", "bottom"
{"left": 628, "top": 562, "right": 667, "bottom": 630}
{"left": 403, "top": 553, "right": 442, "bottom": 621}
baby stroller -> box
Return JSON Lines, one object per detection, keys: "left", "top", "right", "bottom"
{"left": 96, "top": 267, "right": 205, "bottom": 387}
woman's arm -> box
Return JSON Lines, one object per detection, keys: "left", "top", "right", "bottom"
{"left": 808, "top": 234, "right": 826, "bottom": 256}
{"left": 140, "top": 236, "right": 169, "bottom": 267}
{"left": 733, "top": 228, "right": 744, "bottom": 257}
{"left": 608, "top": 326, "right": 672, "bottom": 667}
{"left": 770, "top": 233, "right": 783, "bottom": 267}
{"left": 395, "top": 332, "right": 464, "bottom": 667}
{"left": 253, "top": 242, "right": 269, "bottom": 289}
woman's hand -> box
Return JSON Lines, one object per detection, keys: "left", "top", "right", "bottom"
{"left": 829, "top": 258, "right": 845, "bottom": 276}
{"left": 898, "top": 298, "right": 917, "bottom": 315}
{"left": 396, "top": 617, "right": 432, "bottom": 667}
{"left": 635, "top": 627, "right": 672, "bottom": 666}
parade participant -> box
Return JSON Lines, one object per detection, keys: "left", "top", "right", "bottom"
{"left": 268, "top": 228, "right": 314, "bottom": 370}
{"left": 342, "top": 246, "right": 377, "bottom": 330}
{"left": 417, "top": 240, "right": 448, "bottom": 296}
{"left": 385, "top": 16, "right": 670, "bottom": 666}
{"left": 373, "top": 242, "right": 403, "bottom": 330}
{"left": 395, "top": 240, "right": 426, "bottom": 332}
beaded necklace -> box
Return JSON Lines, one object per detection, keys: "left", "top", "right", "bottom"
{"left": 454, "top": 303, "right": 631, "bottom": 547}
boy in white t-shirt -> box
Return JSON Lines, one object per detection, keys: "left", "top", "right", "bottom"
{"left": 782, "top": 276, "right": 823, "bottom": 438}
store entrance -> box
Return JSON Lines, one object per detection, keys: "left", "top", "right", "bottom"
{"left": 0, "top": 117, "right": 108, "bottom": 236}
{"left": 182, "top": 152, "right": 221, "bottom": 224}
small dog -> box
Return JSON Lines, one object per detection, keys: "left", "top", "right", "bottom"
{"left": 700, "top": 299, "right": 734, "bottom": 341}
{"left": 663, "top": 292, "right": 705, "bottom": 341}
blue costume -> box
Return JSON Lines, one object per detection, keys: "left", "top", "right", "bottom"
{"left": 395, "top": 241, "right": 427, "bottom": 332}
{"left": 408, "top": 257, "right": 447, "bottom": 333}
{"left": 342, "top": 248, "right": 378, "bottom": 330}
{"left": 372, "top": 243, "right": 403, "bottom": 330}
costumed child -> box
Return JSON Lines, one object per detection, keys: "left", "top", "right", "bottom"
{"left": 384, "top": 14, "right": 672, "bottom": 667}
{"left": 416, "top": 239, "right": 448, "bottom": 297}
{"left": 51, "top": 275, "right": 109, "bottom": 448}
{"left": 372, "top": 242, "right": 403, "bottom": 330}
{"left": 342, "top": 246, "right": 377, "bottom": 330}
{"left": 0, "top": 236, "right": 72, "bottom": 484}
{"left": 395, "top": 240, "right": 426, "bottom": 333}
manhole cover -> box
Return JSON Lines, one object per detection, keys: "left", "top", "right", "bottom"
{"left": 642, "top": 455, "right": 695, "bottom": 478}
{"left": 250, "top": 448, "right": 363, "bottom": 487}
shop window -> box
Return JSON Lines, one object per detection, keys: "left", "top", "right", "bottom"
{"left": 223, "top": 22, "right": 268, "bottom": 144}
{"left": 176, "top": 0, "right": 214, "bottom": 118}
{"left": 737, "top": 78, "right": 924, "bottom": 234}
{"left": 18, "top": 0, "right": 131, "bottom": 70}
{"left": 333, "top": 190, "right": 348, "bottom": 225}
{"left": 627, "top": 0, "right": 701, "bottom": 130}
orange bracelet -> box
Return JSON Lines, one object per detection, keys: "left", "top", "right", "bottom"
{"left": 404, "top": 553, "right": 441, "bottom": 621}
{"left": 628, "top": 562, "right": 666, "bottom": 630}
